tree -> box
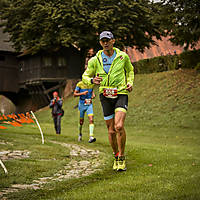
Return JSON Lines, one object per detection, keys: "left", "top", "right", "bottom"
{"left": 158, "top": 0, "right": 200, "bottom": 50}
{"left": 0, "top": 0, "right": 162, "bottom": 57}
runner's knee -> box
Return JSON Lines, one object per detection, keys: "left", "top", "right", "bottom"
{"left": 115, "top": 123, "right": 124, "bottom": 132}
{"left": 108, "top": 130, "right": 116, "bottom": 136}
{"left": 89, "top": 119, "right": 94, "bottom": 124}
{"left": 88, "top": 115, "right": 94, "bottom": 124}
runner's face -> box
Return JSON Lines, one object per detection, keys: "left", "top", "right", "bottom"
{"left": 53, "top": 93, "right": 58, "bottom": 98}
{"left": 100, "top": 38, "right": 115, "bottom": 51}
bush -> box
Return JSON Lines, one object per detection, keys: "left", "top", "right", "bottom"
{"left": 134, "top": 49, "right": 200, "bottom": 74}
{"left": 179, "top": 49, "right": 200, "bottom": 69}
{"left": 195, "top": 62, "right": 200, "bottom": 73}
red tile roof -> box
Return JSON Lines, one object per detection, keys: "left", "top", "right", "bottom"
{"left": 126, "top": 36, "right": 200, "bottom": 63}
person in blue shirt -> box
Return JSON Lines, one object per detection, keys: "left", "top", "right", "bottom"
{"left": 74, "top": 81, "right": 96, "bottom": 143}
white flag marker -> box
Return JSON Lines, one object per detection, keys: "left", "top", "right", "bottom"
{"left": 31, "top": 111, "right": 44, "bottom": 144}
{"left": 0, "top": 159, "right": 8, "bottom": 174}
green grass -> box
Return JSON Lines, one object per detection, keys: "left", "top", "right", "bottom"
{"left": 0, "top": 69, "right": 200, "bottom": 200}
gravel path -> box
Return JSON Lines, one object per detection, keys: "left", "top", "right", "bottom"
{"left": 0, "top": 140, "right": 102, "bottom": 199}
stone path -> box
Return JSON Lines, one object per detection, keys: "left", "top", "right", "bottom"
{"left": 0, "top": 150, "right": 30, "bottom": 160}
{"left": 0, "top": 140, "right": 13, "bottom": 146}
{"left": 0, "top": 141, "right": 102, "bottom": 199}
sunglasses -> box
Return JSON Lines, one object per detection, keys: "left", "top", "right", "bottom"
{"left": 100, "top": 38, "right": 112, "bottom": 43}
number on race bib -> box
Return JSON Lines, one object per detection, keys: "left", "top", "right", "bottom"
{"left": 84, "top": 99, "right": 92, "bottom": 105}
{"left": 103, "top": 88, "right": 118, "bottom": 98}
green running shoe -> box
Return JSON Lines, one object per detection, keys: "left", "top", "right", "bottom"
{"left": 113, "top": 152, "right": 119, "bottom": 170}
{"left": 113, "top": 158, "right": 118, "bottom": 170}
{"left": 117, "top": 156, "right": 126, "bottom": 171}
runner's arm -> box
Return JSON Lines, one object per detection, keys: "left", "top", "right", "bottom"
{"left": 82, "top": 57, "right": 96, "bottom": 85}
{"left": 49, "top": 100, "right": 55, "bottom": 108}
{"left": 73, "top": 90, "right": 88, "bottom": 97}
{"left": 125, "top": 55, "right": 134, "bottom": 86}
{"left": 91, "top": 90, "right": 95, "bottom": 99}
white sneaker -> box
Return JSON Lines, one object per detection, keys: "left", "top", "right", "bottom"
{"left": 78, "top": 134, "right": 82, "bottom": 142}
{"left": 88, "top": 136, "right": 96, "bottom": 143}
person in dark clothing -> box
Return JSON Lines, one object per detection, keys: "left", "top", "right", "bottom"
{"left": 49, "top": 91, "right": 63, "bottom": 134}
{"left": 178, "top": 59, "right": 182, "bottom": 69}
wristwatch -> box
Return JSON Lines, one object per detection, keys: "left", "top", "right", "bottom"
{"left": 91, "top": 78, "right": 94, "bottom": 84}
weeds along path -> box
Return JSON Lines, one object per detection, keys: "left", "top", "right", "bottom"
{"left": 0, "top": 140, "right": 102, "bottom": 199}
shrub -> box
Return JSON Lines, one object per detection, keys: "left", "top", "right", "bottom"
{"left": 179, "top": 49, "right": 200, "bottom": 69}
{"left": 195, "top": 62, "right": 200, "bottom": 73}
{"left": 134, "top": 49, "right": 200, "bottom": 74}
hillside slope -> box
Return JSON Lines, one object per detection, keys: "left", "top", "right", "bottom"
{"left": 128, "top": 69, "right": 200, "bottom": 129}
{"left": 1, "top": 69, "right": 200, "bottom": 200}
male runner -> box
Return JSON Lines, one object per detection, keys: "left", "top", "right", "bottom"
{"left": 74, "top": 81, "right": 96, "bottom": 143}
{"left": 82, "top": 31, "right": 134, "bottom": 171}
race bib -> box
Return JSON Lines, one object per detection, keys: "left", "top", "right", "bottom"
{"left": 103, "top": 88, "right": 118, "bottom": 98}
{"left": 84, "top": 99, "right": 92, "bottom": 105}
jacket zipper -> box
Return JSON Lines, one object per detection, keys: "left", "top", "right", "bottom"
{"left": 97, "top": 51, "right": 120, "bottom": 87}
{"left": 96, "top": 55, "right": 109, "bottom": 86}
{"left": 106, "top": 55, "right": 117, "bottom": 87}
{"left": 124, "top": 68, "right": 127, "bottom": 85}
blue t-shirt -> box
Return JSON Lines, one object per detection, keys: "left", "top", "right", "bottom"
{"left": 75, "top": 81, "right": 93, "bottom": 103}
{"left": 101, "top": 50, "right": 116, "bottom": 74}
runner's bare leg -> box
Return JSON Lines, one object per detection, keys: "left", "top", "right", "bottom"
{"left": 114, "top": 111, "right": 126, "bottom": 157}
{"left": 88, "top": 115, "right": 94, "bottom": 124}
{"left": 105, "top": 118, "right": 118, "bottom": 154}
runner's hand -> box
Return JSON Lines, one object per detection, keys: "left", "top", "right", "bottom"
{"left": 83, "top": 91, "right": 88, "bottom": 95}
{"left": 93, "top": 74, "right": 102, "bottom": 85}
{"left": 126, "top": 84, "right": 133, "bottom": 92}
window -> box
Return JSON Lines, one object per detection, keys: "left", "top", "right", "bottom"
{"left": 58, "top": 57, "right": 66, "bottom": 67}
{"left": 19, "top": 61, "right": 24, "bottom": 72}
{"left": 43, "top": 56, "right": 52, "bottom": 67}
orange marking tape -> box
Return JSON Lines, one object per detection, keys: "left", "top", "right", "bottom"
{"left": 0, "top": 125, "right": 7, "bottom": 129}
{"left": 7, "top": 121, "right": 23, "bottom": 127}
{"left": 3, "top": 115, "right": 8, "bottom": 120}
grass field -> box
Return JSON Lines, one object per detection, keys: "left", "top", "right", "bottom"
{"left": 0, "top": 69, "right": 200, "bottom": 200}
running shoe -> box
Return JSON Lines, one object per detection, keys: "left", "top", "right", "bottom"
{"left": 117, "top": 156, "right": 126, "bottom": 171}
{"left": 113, "top": 152, "right": 119, "bottom": 170}
{"left": 113, "top": 158, "right": 118, "bottom": 170}
{"left": 88, "top": 136, "right": 96, "bottom": 143}
{"left": 78, "top": 134, "right": 82, "bottom": 142}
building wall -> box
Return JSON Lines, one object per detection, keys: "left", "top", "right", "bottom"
{"left": 18, "top": 46, "right": 83, "bottom": 85}
{"left": 0, "top": 52, "right": 19, "bottom": 93}
{"left": 0, "top": 46, "right": 83, "bottom": 112}
{"left": 66, "top": 47, "right": 84, "bottom": 79}
{"left": 19, "top": 55, "right": 41, "bottom": 85}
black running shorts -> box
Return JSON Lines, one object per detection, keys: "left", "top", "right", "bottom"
{"left": 99, "top": 94, "right": 128, "bottom": 120}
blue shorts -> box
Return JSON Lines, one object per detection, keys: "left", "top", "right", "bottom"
{"left": 78, "top": 102, "right": 93, "bottom": 119}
